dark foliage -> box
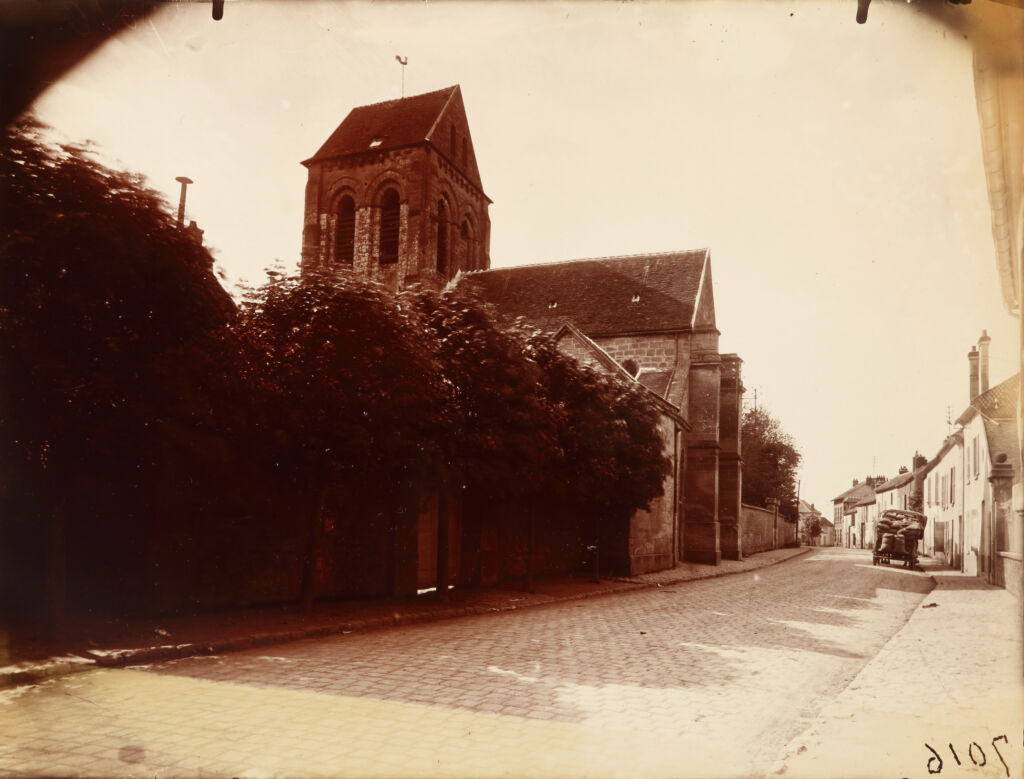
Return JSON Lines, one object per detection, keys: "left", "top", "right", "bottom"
{"left": 0, "top": 119, "right": 236, "bottom": 622}
{"left": 741, "top": 406, "right": 802, "bottom": 521}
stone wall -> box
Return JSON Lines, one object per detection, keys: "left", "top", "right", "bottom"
{"left": 594, "top": 333, "right": 679, "bottom": 373}
{"left": 740, "top": 504, "right": 796, "bottom": 555}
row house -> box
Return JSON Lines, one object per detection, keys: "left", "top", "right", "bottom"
{"left": 952, "top": 333, "right": 1021, "bottom": 593}
{"left": 871, "top": 467, "right": 921, "bottom": 547}
{"left": 832, "top": 478, "right": 884, "bottom": 549}
{"left": 921, "top": 432, "right": 965, "bottom": 570}
{"left": 903, "top": 332, "right": 1018, "bottom": 597}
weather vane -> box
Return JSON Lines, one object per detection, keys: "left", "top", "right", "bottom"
{"left": 396, "top": 55, "right": 408, "bottom": 97}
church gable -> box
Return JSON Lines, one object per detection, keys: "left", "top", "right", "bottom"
{"left": 425, "top": 87, "right": 484, "bottom": 192}
{"left": 691, "top": 256, "right": 716, "bottom": 330}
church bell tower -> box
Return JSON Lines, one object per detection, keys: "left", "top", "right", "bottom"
{"left": 300, "top": 85, "right": 491, "bottom": 291}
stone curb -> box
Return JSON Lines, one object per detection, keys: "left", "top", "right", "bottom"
{"left": 0, "top": 547, "right": 811, "bottom": 690}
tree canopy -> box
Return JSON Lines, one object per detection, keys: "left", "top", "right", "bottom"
{"left": 2, "top": 117, "right": 678, "bottom": 622}
{"left": 741, "top": 406, "right": 802, "bottom": 521}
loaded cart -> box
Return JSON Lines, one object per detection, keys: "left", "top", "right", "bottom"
{"left": 872, "top": 509, "right": 927, "bottom": 570}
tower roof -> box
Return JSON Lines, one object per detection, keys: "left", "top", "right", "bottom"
{"left": 303, "top": 85, "right": 484, "bottom": 191}
{"left": 459, "top": 250, "right": 712, "bottom": 336}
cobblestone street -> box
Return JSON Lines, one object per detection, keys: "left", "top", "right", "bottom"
{"left": 0, "top": 549, "right": 947, "bottom": 777}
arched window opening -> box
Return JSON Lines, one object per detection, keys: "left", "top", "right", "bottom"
{"left": 436, "top": 199, "right": 449, "bottom": 275}
{"left": 460, "top": 220, "right": 473, "bottom": 271}
{"left": 335, "top": 195, "right": 355, "bottom": 264}
{"left": 379, "top": 188, "right": 400, "bottom": 264}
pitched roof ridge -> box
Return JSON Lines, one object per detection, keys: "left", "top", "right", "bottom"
{"left": 473, "top": 249, "right": 710, "bottom": 274}
{"left": 351, "top": 85, "right": 458, "bottom": 113}
{"left": 425, "top": 86, "right": 460, "bottom": 142}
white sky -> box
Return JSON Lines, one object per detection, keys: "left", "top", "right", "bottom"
{"left": 27, "top": 0, "right": 1020, "bottom": 514}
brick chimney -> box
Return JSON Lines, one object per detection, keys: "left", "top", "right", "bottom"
{"left": 977, "top": 330, "right": 991, "bottom": 394}
{"left": 968, "top": 345, "right": 980, "bottom": 401}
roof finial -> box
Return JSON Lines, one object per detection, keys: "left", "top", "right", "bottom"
{"left": 395, "top": 55, "right": 408, "bottom": 98}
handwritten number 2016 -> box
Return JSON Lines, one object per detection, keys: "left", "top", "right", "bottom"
{"left": 925, "top": 734, "right": 1014, "bottom": 776}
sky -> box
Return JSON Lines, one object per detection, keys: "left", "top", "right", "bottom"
{"left": 26, "top": 0, "right": 1021, "bottom": 514}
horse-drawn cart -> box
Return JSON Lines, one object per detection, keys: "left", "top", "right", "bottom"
{"left": 872, "top": 509, "right": 927, "bottom": 570}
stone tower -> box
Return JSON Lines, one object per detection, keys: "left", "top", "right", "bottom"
{"left": 300, "top": 85, "right": 491, "bottom": 291}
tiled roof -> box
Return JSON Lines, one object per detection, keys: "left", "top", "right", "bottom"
{"left": 832, "top": 481, "right": 875, "bottom": 504}
{"left": 305, "top": 85, "right": 471, "bottom": 168}
{"left": 874, "top": 471, "right": 914, "bottom": 494}
{"left": 923, "top": 431, "right": 964, "bottom": 475}
{"left": 459, "top": 250, "right": 710, "bottom": 336}
{"left": 957, "top": 373, "right": 1020, "bottom": 424}
{"left": 984, "top": 417, "right": 1022, "bottom": 481}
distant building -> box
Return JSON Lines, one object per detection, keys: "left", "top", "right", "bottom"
{"left": 832, "top": 478, "right": 883, "bottom": 549}
{"left": 798, "top": 499, "right": 833, "bottom": 546}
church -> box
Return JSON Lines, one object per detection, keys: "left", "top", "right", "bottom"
{"left": 299, "top": 85, "right": 744, "bottom": 583}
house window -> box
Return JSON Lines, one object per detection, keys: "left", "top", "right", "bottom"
{"left": 949, "top": 466, "right": 955, "bottom": 505}
{"left": 435, "top": 199, "right": 449, "bottom": 275}
{"left": 334, "top": 195, "right": 355, "bottom": 264}
{"left": 972, "top": 438, "right": 979, "bottom": 478}
{"left": 379, "top": 188, "right": 400, "bottom": 264}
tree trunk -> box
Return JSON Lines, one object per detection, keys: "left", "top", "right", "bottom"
{"left": 436, "top": 489, "right": 449, "bottom": 602}
{"left": 299, "top": 486, "right": 328, "bottom": 615}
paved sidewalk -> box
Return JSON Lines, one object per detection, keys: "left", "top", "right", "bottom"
{"left": 1, "top": 546, "right": 810, "bottom": 690}
{"left": 774, "top": 564, "right": 1024, "bottom": 779}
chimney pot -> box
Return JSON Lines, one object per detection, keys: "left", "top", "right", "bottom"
{"left": 977, "top": 330, "right": 991, "bottom": 395}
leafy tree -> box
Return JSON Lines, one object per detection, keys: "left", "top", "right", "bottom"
{"left": 741, "top": 406, "right": 802, "bottom": 522}
{"left": 801, "top": 513, "right": 822, "bottom": 545}
{"left": 0, "top": 118, "right": 234, "bottom": 632}
{"left": 527, "top": 334, "right": 671, "bottom": 577}
{"left": 405, "top": 287, "right": 563, "bottom": 594}
{"left": 233, "top": 270, "right": 449, "bottom": 609}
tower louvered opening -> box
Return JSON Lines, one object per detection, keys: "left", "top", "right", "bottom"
{"left": 379, "top": 188, "right": 400, "bottom": 264}
{"left": 335, "top": 195, "right": 355, "bottom": 264}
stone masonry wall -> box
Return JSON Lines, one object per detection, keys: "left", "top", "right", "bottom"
{"left": 594, "top": 333, "right": 679, "bottom": 373}
{"left": 302, "top": 146, "right": 490, "bottom": 291}
{"left": 740, "top": 504, "right": 797, "bottom": 555}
